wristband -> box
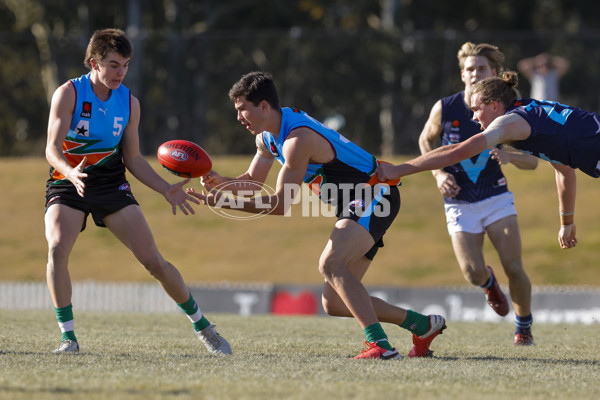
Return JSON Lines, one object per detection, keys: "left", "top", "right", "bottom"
{"left": 559, "top": 211, "right": 574, "bottom": 216}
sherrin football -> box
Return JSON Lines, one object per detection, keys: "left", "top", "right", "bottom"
{"left": 157, "top": 140, "right": 212, "bottom": 178}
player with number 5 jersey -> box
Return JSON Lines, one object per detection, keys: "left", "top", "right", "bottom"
{"left": 44, "top": 28, "right": 230, "bottom": 356}
{"left": 377, "top": 70, "right": 600, "bottom": 251}
{"left": 49, "top": 72, "right": 130, "bottom": 185}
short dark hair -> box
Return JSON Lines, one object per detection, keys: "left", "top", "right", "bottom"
{"left": 84, "top": 28, "right": 133, "bottom": 69}
{"left": 228, "top": 71, "right": 280, "bottom": 110}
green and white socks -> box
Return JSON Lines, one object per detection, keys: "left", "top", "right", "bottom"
{"left": 363, "top": 310, "right": 433, "bottom": 350}
{"left": 54, "top": 295, "right": 208, "bottom": 345}
{"left": 400, "top": 309, "right": 432, "bottom": 337}
{"left": 177, "top": 293, "right": 210, "bottom": 332}
{"left": 364, "top": 323, "right": 394, "bottom": 350}
{"left": 55, "top": 304, "right": 77, "bottom": 342}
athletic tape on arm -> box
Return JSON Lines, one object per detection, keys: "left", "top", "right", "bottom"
{"left": 482, "top": 123, "right": 505, "bottom": 148}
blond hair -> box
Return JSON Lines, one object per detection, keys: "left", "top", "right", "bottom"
{"left": 457, "top": 42, "right": 505, "bottom": 74}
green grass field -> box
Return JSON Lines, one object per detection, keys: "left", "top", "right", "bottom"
{"left": 1, "top": 156, "right": 600, "bottom": 287}
{"left": 1, "top": 310, "right": 599, "bottom": 400}
{"left": 2, "top": 157, "right": 600, "bottom": 400}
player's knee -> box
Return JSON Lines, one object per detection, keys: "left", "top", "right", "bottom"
{"left": 463, "top": 265, "right": 487, "bottom": 286}
{"left": 318, "top": 255, "right": 341, "bottom": 281}
{"left": 46, "top": 243, "right": 70, "bottom": 269}
{"left": 141, "top": 255, "right": 168, "bottom": 278}
{"left": 503, "top": 260, "right": 527, "bottom": 280}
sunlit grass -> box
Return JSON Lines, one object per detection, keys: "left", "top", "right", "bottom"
{"left": 1, "top": 310, "right": 599, "bottom": 400}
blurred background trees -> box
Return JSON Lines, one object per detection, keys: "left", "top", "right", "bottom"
{"left": 1, "top": 0, "right": 599, "bottom": 157}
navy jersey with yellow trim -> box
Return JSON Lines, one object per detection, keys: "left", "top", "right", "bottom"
{"left": 441, "top": 92, "right": 508, "bottom": 203}
{"left": 506, "top": 98, "right": 600, "bottom": 178}
{"left": 262, "top": 107, "right": 385, "bottom": 205}
{"left": 49, "top": 73, "right": 131, "bottom": 187}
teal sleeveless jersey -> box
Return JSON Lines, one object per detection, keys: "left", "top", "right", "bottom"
{"left": 50, "top": 73, "right": 131, "bottom": 186}
{"left": 261, "top": 107, "right": 396, "bottom": 204}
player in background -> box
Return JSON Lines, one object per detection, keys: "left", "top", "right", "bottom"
{"left": 418, "top": 42, "right": 538, "bottom": 345}
{"left": 44, "top": 28, "right": 231, "bottom": 355}
{"left": 188, "top": 71, "right": 446, "bottom": 360}
{"left": 377, "top": 70, "right": 595, "bottom": 253}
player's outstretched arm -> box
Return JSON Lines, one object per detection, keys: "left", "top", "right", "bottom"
{"left": 377, "top": 134, "right": 489, "bottom": 181}
{"left": 552, "top": 162, "right": 577, "bottom": 249}
{"left": 121, "top": 97, "right": 199, "bottom": 215}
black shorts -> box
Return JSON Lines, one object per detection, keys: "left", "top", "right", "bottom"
{"left": 336, "top": 184, "right": 400, "bottom": 260}
{"left": 45, "top": 177, "right": 139, "bottom": 232}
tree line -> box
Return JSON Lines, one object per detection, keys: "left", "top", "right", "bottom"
{"left": 1, "top": 0, "right": 599, "bottom": 157}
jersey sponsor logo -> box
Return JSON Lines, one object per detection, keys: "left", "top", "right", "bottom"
{"left": 348, "top": 199, "right": 365, "bottom": 208}
{"left": 119, "top": 183, "right": 131, "bottom": 191}
{"left": 269, "top": 141, "right": 280, "bottom": 157}
{"left": 170, "top": 149, "right": 188, "bottom": 162}
{"left": 450, "top": 120, "right": 460, "bottom": 133}
{"left": 496, "top": 177, "right": 507, "bottom": 187}
{"left": 81, "top": 102, "right": 92, "bottom": 118}
{"left": 75, "top": 120, "right": 90, "bottom": 137}
{"left": 449, "top": 133, "right": 460, "bottom": 142}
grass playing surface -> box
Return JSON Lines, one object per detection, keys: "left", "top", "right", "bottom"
{"left": 1, "top": 310, "right": 599, "bottom": 400}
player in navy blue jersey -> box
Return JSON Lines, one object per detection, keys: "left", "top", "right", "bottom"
{"left": 418, "top": 42, "right": 538, "bottom": 345}
{"left": 44, "top": 28, "right": 230, "bottom": 355}
{"left": 189, "top": 71, "right": 446, "bottom": 359}
{"left": 378, "top": 70, "right": 596, "bottom": 253}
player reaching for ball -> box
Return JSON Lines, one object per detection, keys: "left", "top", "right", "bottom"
{"left": 377, "top": 70, "right": 597, "bottom": 250}
{"left": 44, "top": 28, "right": 231, "bottom": 355}
{"left": 418, "top": 42, "right": 537, "bottom": 346}
{"left": 188, "top": 71, "right": 447, "bottom": 360}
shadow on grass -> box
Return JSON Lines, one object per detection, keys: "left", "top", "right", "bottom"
{"left": 435, "top": 354, "right": 600, "bottom": 366}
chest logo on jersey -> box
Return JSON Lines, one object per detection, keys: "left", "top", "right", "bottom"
{"left": 448, "top": 133, "right": 460, "bottom": 143}
{"left": 450, "top": 120, "right": 461, "bottom": 133}
{"left": 75, "top": 120, "right": 90, "bottom": 137}
{"left": 269, "top": 141, "right": 280, "bottom": 157}
{"left": 80, "top": 102, "right": 92, "bottom": 118}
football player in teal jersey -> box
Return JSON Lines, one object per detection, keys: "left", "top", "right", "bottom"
{"left": 189, "top": 71, "right": 447, "bottom": 360}
{"left": 45, "top": 28, "right": 230, "bottom": 355}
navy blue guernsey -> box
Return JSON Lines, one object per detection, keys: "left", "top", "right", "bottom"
{"left": 506, "top": 98, "right": 600, "bottom": 178}
{"left": 440, "top": 92, "right": 508, "bottom": 203}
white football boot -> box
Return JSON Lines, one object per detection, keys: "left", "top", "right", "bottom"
{"left": 196, "top": 325, "right": 232, "bottom": 355}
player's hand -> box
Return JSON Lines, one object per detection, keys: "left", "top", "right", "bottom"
{"left": 65, "top": 157, "right": 88, "bottom": 197}
{"left": 489, "top": 147, "right": 511, "bottom": 165}
{"left": 558, "top": 223, "right": 577, "bottom": 249}
{"left": 376, "top": 163, "right": 401, "bottom": 182}
{"left": 434, "top": 172, "right": 460, "bottom": 198}
{"left": 201, "top": 170, "right": 224, "bottom": 191}
{"left": 163, "top": 178, "right": 200, "bottom": 216}
{"left": 186, "top": 187, "right": 219, "bottom": 207}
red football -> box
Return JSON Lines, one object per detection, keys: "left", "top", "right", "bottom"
{"left": 157, "top": 140, "right": 212, "bottom": 178}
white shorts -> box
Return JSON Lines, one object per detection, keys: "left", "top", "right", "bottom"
{"left": 444, "top": 192, "right": 517, "bottom": 235}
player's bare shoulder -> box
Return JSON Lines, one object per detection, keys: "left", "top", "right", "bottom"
{"left": 51, "top": 81, "right": 76, "bottom": 109}
{"left": 286, "top": 127, "right": 333, "bottom": 164}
